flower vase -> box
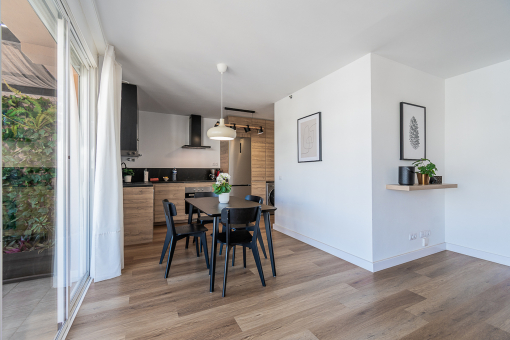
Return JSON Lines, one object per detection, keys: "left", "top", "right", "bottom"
{"left": 219, "top": 192, "right": 230, "bottom": 203}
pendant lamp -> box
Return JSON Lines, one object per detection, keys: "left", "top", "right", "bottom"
{"left": 207, "top": 63, "right": 236, "bottom": 140}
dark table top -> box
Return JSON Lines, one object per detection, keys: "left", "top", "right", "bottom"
{"left": 185, "top": 196, "right": 277, "bottom": 217}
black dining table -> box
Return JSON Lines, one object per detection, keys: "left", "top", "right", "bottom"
{"left": 185, "top": 196, "right": 277, "bottom": 292}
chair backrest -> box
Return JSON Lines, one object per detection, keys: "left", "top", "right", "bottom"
{"left": 245, "top": 194, "right": 263, "bottom": 204}
{"left": 221, "top": 206, "right": 261, "bottom": 226}
{"left": 221, "top": 206, "right": 262, "bottom": 244}
{"left": 162, "top": 199, "right": 177, "bottom": 236}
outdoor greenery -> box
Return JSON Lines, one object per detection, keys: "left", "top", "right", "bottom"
{"left": 2, "top": 83, "right": 56, "bottom": 253}
{"left": 412, "top": 158, "right": 437, "bottom": 177}
{"left": 212, "top": 173, "right": 232, "bottom": 195}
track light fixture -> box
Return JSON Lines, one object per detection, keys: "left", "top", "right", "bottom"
{"left": 258, "top": 126, "right": 264, "bottom": 134}
{"left": 244, "top": 125, "right": 251, "bottom": 133}
{"left": 214, "top": 121, "right": 219, "bottom": 127}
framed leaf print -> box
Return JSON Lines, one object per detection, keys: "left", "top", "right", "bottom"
{"left": 298, "top": 112, "right": 322, "bottom": 163}
{"left": 400, "top": 102, "right": 426, "bottom": 160}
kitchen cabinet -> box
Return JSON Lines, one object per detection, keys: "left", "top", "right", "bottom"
{"left": 153, "top": 182, "right": 214, "bottom": 223}
{"left": 123, "top": 186, "right": 154, "bottom": 245}
{"left": 265, "top": 120, "right": 274, "bottom": 181}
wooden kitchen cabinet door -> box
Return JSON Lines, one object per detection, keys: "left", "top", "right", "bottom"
{"left": 251, "top": 119, "right": 266, "bottom": 182}
{"left": 124, "top": 187, "right": 154, "bottom": 245}
{"left": 153, "top": 183, "right": 186, "bottom": 223}
{"left": 265, "top": 120, "right": 274, "bottom": 181}
{"left": 251, "top": 181, "right": 266, "bottom": 202}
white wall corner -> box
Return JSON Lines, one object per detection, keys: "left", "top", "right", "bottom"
{"left": 273, "top": 224, "right": 375, "bottom": 272}
{"left": 372, "top": 243, "right": 446, "bottom": 272}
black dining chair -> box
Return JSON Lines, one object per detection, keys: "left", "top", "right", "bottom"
{"left": 217, "top": 206, "right": 265, "bottom": 297}
{"left": 186, "top": 191, "right": 218, "bottom": 251}
{"left": 220, "top": 195, "right": 268, "bottom": 265}
{"left": 159, "top": 199, "right": 210, "bottom": 278}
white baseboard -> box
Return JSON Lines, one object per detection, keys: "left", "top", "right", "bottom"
{"left": 273, "top": 223, "right": 446, "bottom": 272}
{"left": 446, "top": 243, "right": 510, "bottom": 267}
{"left": 372, "top": 243, "right": 446, "bottom": 272}
{"left": 273, "top": 223, "right": 375, "bottom": 272}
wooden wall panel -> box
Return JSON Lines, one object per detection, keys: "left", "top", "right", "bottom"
{"left": 251, "top": 181, "right": 266, "bottom": 203}
{"left": 251, "top": 119, "right": 266, "bottom": 182}
{"left": 124, "top": 187, "right": 154, "bottom": 245}
{"left": 220, "top": 141, "right": 229, "bottom": 173}
{"left": 265, "top": 120, "right": 274, "bottom": 181}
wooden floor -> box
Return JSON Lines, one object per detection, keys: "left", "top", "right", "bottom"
{"left": 68, "top": 220, "right": 510, "bottom": 340}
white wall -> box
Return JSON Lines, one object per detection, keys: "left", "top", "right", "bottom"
{"left": 445, "top": 60, "right": 510, "bottom": 261}
{"left": 274, "top": 55, "right": 373, "bottom": 264}
{"left": 123, "top": 111, "right": 220, "bottom": 168}
{"left": 371, "top": 54, "right": 446, "bottom": 263}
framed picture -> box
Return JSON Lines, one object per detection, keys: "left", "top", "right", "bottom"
{"left": 298, "top": 112, "right": 322, "bottom": 163}
{"left": 400, "top": 102, "right": 426, "bottom": 160}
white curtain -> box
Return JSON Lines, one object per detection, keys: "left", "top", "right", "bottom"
{"left": 91, "top": 45, "right": 123, "bottom": 282}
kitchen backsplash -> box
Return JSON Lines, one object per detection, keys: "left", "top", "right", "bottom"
{"left": 126, "top": 168, "right": 220, "bottom": 182}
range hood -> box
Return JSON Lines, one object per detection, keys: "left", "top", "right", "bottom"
{"left": 182, "top": 114, "right": 211, "bottom": 149}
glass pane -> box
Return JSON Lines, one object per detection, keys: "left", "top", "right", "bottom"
{"left": 69, "top": 47, "right": 88, "bottom": 299}
{"left": 1, "top": 0, "right": 62, "bottom": 338}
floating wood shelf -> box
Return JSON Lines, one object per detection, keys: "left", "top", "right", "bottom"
{"left": 386, "top": 183, "right": 458, "bottom": 191}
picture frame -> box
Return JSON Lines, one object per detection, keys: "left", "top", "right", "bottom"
{"left": 400, "top": 102, "right": 426, "bottom": 160}
{"left": 297, "top": 112, "right": 322, "bottom": 163}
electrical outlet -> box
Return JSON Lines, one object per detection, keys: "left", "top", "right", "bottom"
{"left": 409, "top": 233, "right": 418, "bottom": 241}
{"left": 420, "top": 230, "right": 431, "bottom": 238}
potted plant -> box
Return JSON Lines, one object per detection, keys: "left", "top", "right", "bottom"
{"left": 123, "top": 168, "right": 135, "bottom": 182}
{"left": 213, "top": 173, "right": 232, "bottom": 203}
{"left": 412, "top": 158, "right": 437, "bottom": 185}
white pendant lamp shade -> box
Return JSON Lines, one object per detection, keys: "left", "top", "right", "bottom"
{"left": 207, "top": 119, "right": 236, "bottom": 140}
{"left": 207, "top": 63, "right": 236, "bottom": 140}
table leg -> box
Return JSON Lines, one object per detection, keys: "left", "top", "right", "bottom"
{"left": 210, "top": 216, "right": 219, "bottom": 292}
{"left": 263, "top": 212, "right": 276, "bottom": 277}
{"left": 186, "top": 204, "right": 194, "bottom": 248}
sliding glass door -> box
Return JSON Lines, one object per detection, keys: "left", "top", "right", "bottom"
{"left": 1, "top": 0, "right": 93, "bottom": 338}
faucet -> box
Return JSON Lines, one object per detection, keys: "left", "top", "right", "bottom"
{"left": 121, "top": 162, "right": 127, "bottom": 169}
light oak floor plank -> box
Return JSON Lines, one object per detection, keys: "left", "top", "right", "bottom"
{"left": 67, "top": 219, "right": 510, "bottom": 340}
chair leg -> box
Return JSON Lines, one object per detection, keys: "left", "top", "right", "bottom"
{"left": 243, "top": 246, "right": 246, "bottom": 268}
{"left": 201, "top": 233, "right": 210, "bottom": 269}
{"left": 219, "top": 224, "right": 225, "bottom": 255}
{"left": 165, "top": 237, "right": 177, "bottom": 279}
{"left": 159, "top": 231, "right": 171, "bottom": 264}
{"left": 232, "top": 246, "right": 236, "bottom": 266}
{"left": 195, "top": 236, "right": 200, "bottom": 257}
{"left": 257, "top": 232, "right": 268, "bottom": 259}
{"left": 185, "top": 236, "right": 189, "bottom": 249}
{"left": 223, "top": 245, "right": 230, "bottom": 297}
{"left": 252, "top": 244, "right": 266, "bottom": 287}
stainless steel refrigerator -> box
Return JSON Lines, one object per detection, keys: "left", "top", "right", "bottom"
{"left": 228, "top": 137, "right": 251, "bottom": 198}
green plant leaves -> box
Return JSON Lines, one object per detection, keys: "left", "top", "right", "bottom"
{"left": 212, "top": 182, "right": 232, "bottom": 195}
{"left": 2, "top": 88, "right": 57, "bottom": 253}
{"left": 412, "top": 158, "right": 437, "bottom": 177}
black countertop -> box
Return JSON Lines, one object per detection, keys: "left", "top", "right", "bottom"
{"left": 123, "top": 180, "right": 216, "bottom": 188}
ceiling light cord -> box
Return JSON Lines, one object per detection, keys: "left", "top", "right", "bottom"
{"left": 221, "top": 71, "right": 223, "bottom": 120}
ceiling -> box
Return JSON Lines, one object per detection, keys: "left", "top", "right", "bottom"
{"left": 95, "top": 0, "right": 510, "bottom": 119}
